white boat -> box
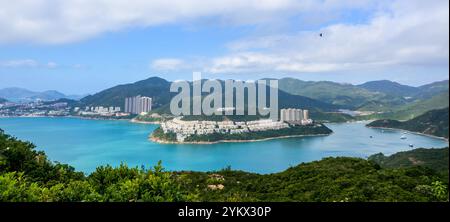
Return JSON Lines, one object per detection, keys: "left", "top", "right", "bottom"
{"left": 400, "top": 135, "right": 407, "bottom": 139}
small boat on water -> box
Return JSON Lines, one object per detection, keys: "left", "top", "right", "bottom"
{"left": 400, "top": 135, "right": 407, "bottom": 139}
{"left": 409, "top": 144, "right": 414, "bottom": 147}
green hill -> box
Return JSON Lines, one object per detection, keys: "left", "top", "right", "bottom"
{"left": 80, "top": 77, "right": 173, "bottom": 109}
{"left": 0, "top": 87, "right": 81, "bottom": 102}
{"left": 1, "top": 128, "right": 448, "bottom": 202}
{"left": 368, "top": 148, "right": 449, "bottom": 177}
{"left": 358, "top": 80, "right": 418, "bottom": 98}
{"left": 279, "top": 78, "right": 448, "bottom": 119}
{"left": 80, "top": 77, "right": 340, "bottom": 115}
{"left": 188, "top": 156, "right": 447, "bottom": 202}
{"left": 417, "top": 80, "right": 449, "bottom": 99}
{"left": 367, "top": 107, "right": 449, "bottom": 138}
{"left": 360, "top": 91, "right": 449, "bottom": 120}
{"left": 279, "top": 78, "right": 390, "bottom": 109}
{"left": 78, "top": 77, "right": 448, "bottom": 122}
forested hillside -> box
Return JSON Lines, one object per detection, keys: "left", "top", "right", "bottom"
{"left": 367, "top": 107, "right": 449, "bottom": 138}
{"left": 1, "top": 128, "right": 448, "bottom": 202}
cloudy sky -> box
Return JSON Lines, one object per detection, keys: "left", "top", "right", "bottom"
{"left": 0, "top": 0, "right": 448, "bottom": 94}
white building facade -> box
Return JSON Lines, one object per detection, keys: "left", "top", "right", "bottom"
{"left": 280, "top": 108, "right": 312, "bottom": 125}
{"left": 124, "top": 95, "right": 152, "bottom": 114}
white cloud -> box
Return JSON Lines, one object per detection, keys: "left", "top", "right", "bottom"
{"left": 151, "top": 58, "right": 187, "bottom": 71}
{"left": 46, "top": 62, "right": 58, "bottom": 68}
{"left": 0, "top": 59, "right": 60, "bottom": 69}
{"left": 0, "top": 0, "right": 374, "bottom": 44}
{"left": 156, "top": 0, "right": 449, "bottom": 74}
{"left": 2, "top": 0, "right": 447, "bottom": 75}
{"left": 72, "top": 64, "right": 87, "bottom": 69}
{"left": 0, "top": 59, "right": 39, "bottom": 68}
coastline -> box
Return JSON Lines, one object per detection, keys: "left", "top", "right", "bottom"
{"left": 0, "top": 115, "right": 134, "bottom": 121}
{"left": 130, "top": 118, "right": 161, "bottom": 124}
{"left": 366, "top": 126, "right": 449, "bottom": 142}
{"left": 2, "top": 115, "right": 447, "bottom": 143}
{"left": 149, "top": 132, "right": 332, "bottom": 145}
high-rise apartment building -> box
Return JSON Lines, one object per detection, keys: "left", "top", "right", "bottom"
{"left": 303, "top": 109, "right": 309, "bottom": 120}
{"left": 124, "top": 95, "right": 152, "bottom": 114}
{"left": 280, "top": 108, "right": 310, "bottom": 123}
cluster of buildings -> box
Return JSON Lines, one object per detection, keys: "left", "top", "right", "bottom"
{"left": 124, "top": 96, "right": 152, "bottom": 115}
{"left": 76, "top": 106, "right": 129, "bottom": 117}
{"left": 0, "top": 95, "right": 154, "bottom": 118}
{"left": 161, "top": 118, "right": 291, "bottom": 142}
{"left": 280, "top": 108, "right": 312, "bottom": 125}
{"left": 159, "top": 107, "right": 314, "bottom": 142}
{"left": 0, "top": 101, "right": 71, "bottom": 117}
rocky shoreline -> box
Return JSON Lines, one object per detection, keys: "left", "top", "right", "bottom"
{"left": 366, "top": 126, "right": 449, "bottom": 142}
{"left": 130, "top": 118, "right": 161, "bottom": 124}
{"left": 149, "top": 132, "right": 332, "bottom": 145}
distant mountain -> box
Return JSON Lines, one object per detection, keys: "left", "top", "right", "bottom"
{"left": 80, "top": 77, "right": 341, "bottom": 115}
{"left": 367, "top": 107, "right": 449, "bottom": 138}
{"left": 80, "top": 76, "right": 448, "bottom": 122}
{"left": 66, "top": 94, "right": 88, "bottom": 100}
{"left": 417, "top": 80, "right": 449, "bottom": 99}
{"left": 279, "top": 78, "right": 449, "bottom": 120}
{"left": 278, "top": 78, "right": 406, "bottom": 109}
{"left": 30, "top": 90, "right": 66, "bottom": 101}
{"left": 0, "top": 98, "right": 8, "bottom": 103}
{"left": 43, "top": 98, "right": 79, "bottom": 106}
{"left": 358, "top": 79, "right": 449, "bottom": 102}
{"left": 0, "top": 87, "right": 84, "bottom": 102}
{"left": 361, "top": 91, "right": 449, "bottom": 120}
{"left": 358, "top": 80, "right": 418, "bottom": 98}
{"left": 80, "top": 77, "right": 173, "bottom": 109}
{"left": 0, "top": 87, "right": 36, "bottom": 100}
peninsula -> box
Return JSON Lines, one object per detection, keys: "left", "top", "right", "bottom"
{"left": 150, "top": 117, "right": 333, "bottom": 144}
{"left": 367, "top": 107, "right": 449, "bottom": 140}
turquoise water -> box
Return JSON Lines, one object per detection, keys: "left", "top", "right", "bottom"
{"left": 0, "top": 117, "right": 448, "bottom": 174}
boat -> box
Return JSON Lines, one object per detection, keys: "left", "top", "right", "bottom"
{"left": 409, "top": 144, "right": 414, "bottom": 147}
{"left": 400, "top": 135, "right": 407, "bottom": 139}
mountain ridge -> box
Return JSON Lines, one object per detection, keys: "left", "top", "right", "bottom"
{"left": 0, "top": 87, "right": 85, "bottom": 102}
{"left": 367, "top": 107, "right": 449, "bottom": 139}
{"left": 79, "top": 76, "right": 342, "bottom": 113}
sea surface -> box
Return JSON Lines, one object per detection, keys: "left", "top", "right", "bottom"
{"left": 0, "top": 117, "right": 448, "bottom": 174}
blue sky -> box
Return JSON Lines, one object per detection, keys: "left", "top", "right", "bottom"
{"left": 0, "top": 0, "right": 448, "bottom": 95}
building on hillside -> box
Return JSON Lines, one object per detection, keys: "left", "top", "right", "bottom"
{"left": 280, "top": 108, "right": 311, "bottom": 125}
{"left": 124, "top": 95, "right": 152, "bottom": 114}
{"left": 303, "top": 109, "right": 309, "bottom": 120}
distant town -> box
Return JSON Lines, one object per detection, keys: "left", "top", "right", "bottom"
{"left": 158, "top": 108, "right": 314, "bottom": 142}
{"left": 0, "top": 95, "right": 153, "bottom": 118}
{"left": 0, "top": 96, "right": 321, "bottom": 143}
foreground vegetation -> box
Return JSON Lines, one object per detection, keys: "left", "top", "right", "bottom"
{"left": 1, "top": 128, "right": 448, "bottom": 202}
{"left": 369, "top": 148, "right": 449, "bottom": 182}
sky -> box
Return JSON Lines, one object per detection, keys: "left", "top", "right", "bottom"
{"left": 0, "top": 0, "right": 448, "bottom": 95}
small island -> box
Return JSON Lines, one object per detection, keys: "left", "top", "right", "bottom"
{"left": 150, "top": 117, "right": 333, "bottom": 144}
